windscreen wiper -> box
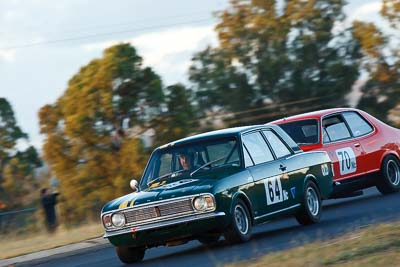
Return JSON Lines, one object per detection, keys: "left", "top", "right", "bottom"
{"left": 147, "top": 173, "right": 171, "bottom": 187}
{"left": 190, "top": 156, "right": 227, "bottom": 177}
{"left": 147, "top": 170, "right": 185, "bottom": 187}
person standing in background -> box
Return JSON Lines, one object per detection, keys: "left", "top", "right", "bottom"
{"left": 40, "top": 188, "right": 59, "bottom": 233}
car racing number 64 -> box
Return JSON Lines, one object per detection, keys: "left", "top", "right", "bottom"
{"left": 264, "top": 176, "right": 287, "bottom": 205}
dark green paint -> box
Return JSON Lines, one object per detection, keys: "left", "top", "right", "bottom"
{"left": 102, "top": 125, "right": 333, "bottom": 248}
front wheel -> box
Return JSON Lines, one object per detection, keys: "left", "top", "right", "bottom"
{"left": 295, "top": 180, "right": 322, "bottom": 225}
{"left": 116, "top": 246, "right": 145, "bottom": 264}
{"left": 376, "top": 155, "right": 400, "bottom": 195}
{"left": 224, "top": 199, "right": 252, "bottom": 244}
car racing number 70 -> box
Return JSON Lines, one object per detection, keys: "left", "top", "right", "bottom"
{"left": 335, "top": 147, "right": 357, "bottom": 175}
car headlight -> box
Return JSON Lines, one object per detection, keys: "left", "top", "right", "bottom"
{"left": 111, "top": 212, "right": 126, "bottom": 227}
{"left": 193, "top": 195, "right": 216, "bottom": 212}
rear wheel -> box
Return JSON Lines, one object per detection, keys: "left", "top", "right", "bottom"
{"left": 224, "top": 199, "right": 252, "bottom": 244}
{"left": 376, "top": 155, "right": 400, "bottom": 195}
{"left": 116, "top": 246, "right": 145, "bottom": 264}
{"left": 296, "top": 180, "right": 322, "bottom": 225}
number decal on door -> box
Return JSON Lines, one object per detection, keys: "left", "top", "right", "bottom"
{"left": 265, "top": 176, "right": 286, "bottom": 205}
{"left": 335, "top": 147, "right": 357, "bottom": 175}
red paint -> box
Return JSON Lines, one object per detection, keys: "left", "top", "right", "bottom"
{"left": 271, "top": 108, "right": 400, "bottom": 183}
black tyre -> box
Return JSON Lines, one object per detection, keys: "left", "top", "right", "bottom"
{"left": 116, "top": 246, "right": 145, "bottom": 264}
{"left": 224, "top": 199, "right": 252, "bottom": 244}
{"left": 376, "top": 155, "right": 400, "bottom": 195}
{"left": 295, "top": 180, "right": 322, "bottom": 225}
{"left": 198, "top": 234, "right": 221, "bottom": 245}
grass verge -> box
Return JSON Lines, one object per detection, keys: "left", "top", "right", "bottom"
{"left": 1, "top": 223, "right": 104, "bottom": 259}
{"left": 226, "top": 223, "right": 400, "bottom": 267}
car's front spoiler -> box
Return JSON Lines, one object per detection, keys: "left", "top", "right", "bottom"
{"left": 103, "top": 211, "right": 226, "bottom": 238}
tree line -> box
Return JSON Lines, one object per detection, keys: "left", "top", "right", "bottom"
{"left": 1, "top": 0, "right": 399, "bottom": 223}
{"left": 0, "top": 98, "right": 42, "bottom": 210}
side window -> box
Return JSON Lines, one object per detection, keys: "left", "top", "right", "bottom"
{"left": 342, "top": 112, "right": 373, "bottom": 137}
{"left": 243, "top": 145, "right": 254, "bottom": 167}
{"left": 242, "top": 132, "right": 274, "bottom": 165}
{"left": 322, "top": 115, "right": 351, "bottom": 142}
{"left": 263, "top": 130, "right": 291, "bottom": 158}
{"left": 322, "top": 128, "right": 330, "bottom": 143}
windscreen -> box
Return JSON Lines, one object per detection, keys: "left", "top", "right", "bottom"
{"left": 141, "top": 137, "right": 240, "bottom": 188}
{"left": 278, "top": 119, "right": 319, "bottom": 145}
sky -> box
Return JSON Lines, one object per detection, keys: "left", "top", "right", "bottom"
{"left": 0, "top": 0, "right": 386, "bottom": 151}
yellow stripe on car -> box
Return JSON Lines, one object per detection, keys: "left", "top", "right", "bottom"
{"left": 119, "top": 201, "right": 129, "bottom": 209}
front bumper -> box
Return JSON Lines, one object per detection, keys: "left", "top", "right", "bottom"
{"left": 105, "top": 211, "right": 226, "bottom": 247}
{"left": 104, "top": 211, "right": 225, "bottom": 238}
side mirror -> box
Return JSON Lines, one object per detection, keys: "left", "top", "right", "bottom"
{"left": 130, "top": 179, "right": 139, "bottom": 192}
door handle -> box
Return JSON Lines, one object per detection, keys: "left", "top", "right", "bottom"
{"left": 354, "top": 143, "right": 361, "bottom": 148}
{"left": 279, "top": 164, "right": 287, "bottom": 171}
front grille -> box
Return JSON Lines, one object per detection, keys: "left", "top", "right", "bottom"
{"left": 158, "top": 199, "right": 193, "bottom": 216}
{"left": 124, "top": 206, "right": 158, "bottom": 224}
{"left": 122, "top": 198, "right": 194, "bottom": 225}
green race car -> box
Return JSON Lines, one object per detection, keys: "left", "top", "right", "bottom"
{"left": 101, "top": 125, "right": 333, "bottom": 263}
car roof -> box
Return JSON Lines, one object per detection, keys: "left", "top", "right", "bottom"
{"left": 270, "top": 107, "right": 360, "bottom": 124}
{"left": 160, "top": 125, "right": 264, "bottom": 148}
{"left": 158, "top": 125, "right": 279, "bottom": 146}
{"left": 156, "top": 124, "right": 302, "bottom": 153}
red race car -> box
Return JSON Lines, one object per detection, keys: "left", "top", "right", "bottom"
{"left": 271, "top": 108, "right": 400, "bottom": 197}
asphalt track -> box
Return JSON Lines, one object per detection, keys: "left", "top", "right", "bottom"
{"left": 29, "top": 188, "right": 400, "bottom": 267}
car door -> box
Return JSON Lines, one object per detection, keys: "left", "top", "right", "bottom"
{"left": 241, "top": 131, "right": 288, "bottom": 218}
{"left": 322, "top": 113, "right": 365, "bottom": 182}
{"left": 341, "top": 111, "right": 377, "bottom": 174}
{"left": 261, "top": 129, "right": 300, "bottom": 208}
